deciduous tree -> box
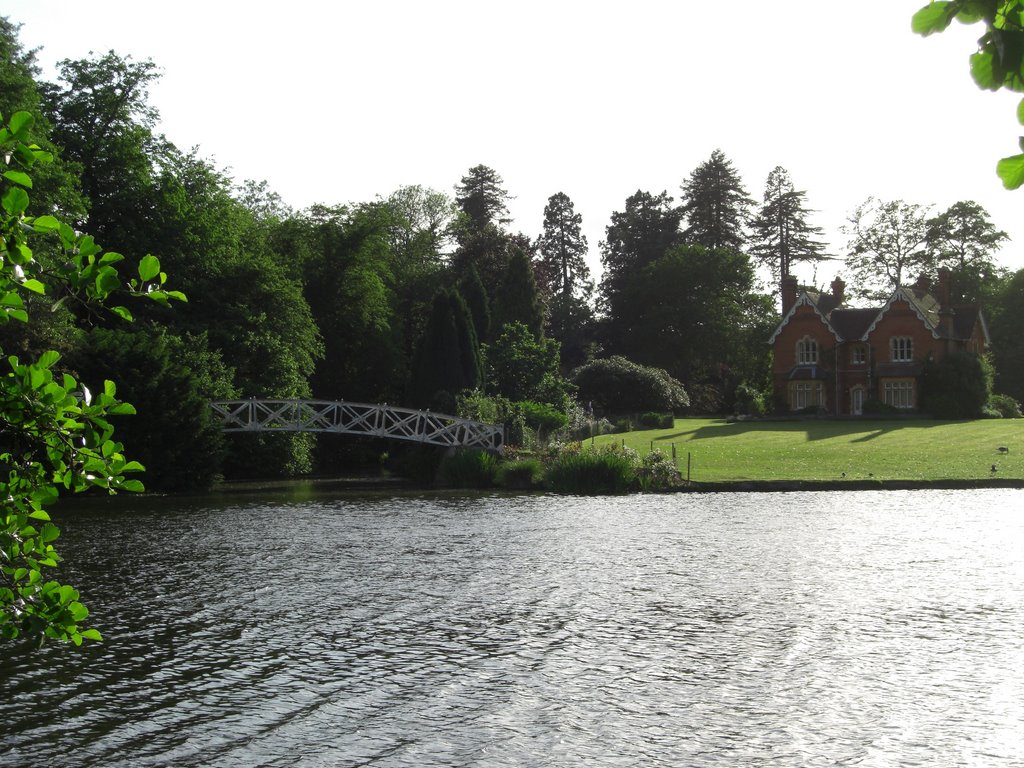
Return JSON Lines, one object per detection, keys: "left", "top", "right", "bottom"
{"left": 843, "top": 198, "right": 934, "bottom": 301}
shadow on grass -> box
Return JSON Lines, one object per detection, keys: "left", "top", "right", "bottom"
{"left": 655, "top": 418, "right": 946, "bottom": 443}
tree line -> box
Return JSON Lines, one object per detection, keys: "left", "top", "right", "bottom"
{"left": 2, "top": 17, "right": 1022, "bottom": 493}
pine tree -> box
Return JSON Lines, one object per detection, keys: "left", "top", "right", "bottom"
{"left": 454, "top": 164, "right": 512, "bottom": 230}
{"left": 537, "top": 192, "right": 592, "bottom": 301}
{"left": 537, "top": 192, "right": 593, "bottom": 369}
{"left": 749, "top": 166, "right": 828, "bottom": 287}
{"left": 680, "top": 149, "right": 753, "bottom": 250}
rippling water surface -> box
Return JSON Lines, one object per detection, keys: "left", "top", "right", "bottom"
{"left": 2, "top": 489, "right": 1023, "bottom": 767}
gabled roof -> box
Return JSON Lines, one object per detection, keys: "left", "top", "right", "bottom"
{"left": 767, "top": 291, "right": 841, "bottom": 345}
{"left": 858, "top": 286, "right": 940, "bottom": 341}
{"left": 770, "top": 280, "right": 989, "bottom": 347}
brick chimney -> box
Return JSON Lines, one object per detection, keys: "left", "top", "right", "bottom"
{"left": 830, "top": 277, "right": 845, "bottom": 307}
{"left": 781, "top": 275, "right": 799, "bottom": 315}
{"left": 937, "top": 267, "right": 954, "bottom": 337}
{"left": 912, "top": 273, "right": 930, "bottom": 299}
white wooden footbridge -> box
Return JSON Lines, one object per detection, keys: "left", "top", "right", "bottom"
{"left": 209, "top": 399, "right": 504, "bottom": 451}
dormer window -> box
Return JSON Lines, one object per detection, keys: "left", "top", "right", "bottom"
{"left": 891, "top": 336, "right": 913, "bottom": 362}
{"left": 796, "top": 336, "right": 818, "bottom": 365}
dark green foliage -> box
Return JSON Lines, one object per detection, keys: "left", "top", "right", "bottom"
{"left": 437, "top": 449, "right": 499, "bottom": 488}
{"left": 572, "top": 356, "right": 689, "bottom": 415}
{"left": 519, "top": 400, "right": 569, "bottom": 435}
{"left": 733, "top": 382, "right": 768, "bottom": 417}
{"left": 680, "top": 149, "right": 753, "bottom": 250}
{"left": 544, "top": 445, "right": 637, "bottom": 495}
{"left": 988, "top": 393, "right": 1022, "bottom": 418}
{"left": 599, "top": 190, "right": 682, "bottom": 323}
{"left": 458, "top": 264, "right": 490, "bottom": 344}
{"left": 920, "top": 353, "right": 993, "bottom": 419}
{"left": 749, "top": 166, "right": 828, "bottom": 290}
{"left": 454, "top": 164, "right": 511, "bottom": 229}
{"left": 69, "top": 327, "right": 234, "bottom": 491}
{"left": 927, "top": 201, "right": 1008, "bottom": 275}
{"left": 498, "top": 458, "right": 544, "bottom": 489}
{"left": 492, "top": 249, "right": 545, "bottom": 339}
{"left": 612, "top": 245, "right": 775, "bottom": 388}
{"left": 485, "top": 321, "right": 570, "bottom": 406}
{"left": 408, "top": 289, "right": 482, "bottom": 409}
{"left": 988, "top": 267, "right": 1024, "bottom": 401}
{"left": 637, "top": 412, "right": 674, "bottom": 429}
{"left": 537, "top": 191, "right": 594, "bottom": 369}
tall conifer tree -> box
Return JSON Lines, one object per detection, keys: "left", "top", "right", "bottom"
{"left": 680, "top": 149, "right": 753, "bottom": 251}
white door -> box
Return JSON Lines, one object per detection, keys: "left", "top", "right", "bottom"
{"left": 851, "top": 387, "right": 864, "bottom": 416}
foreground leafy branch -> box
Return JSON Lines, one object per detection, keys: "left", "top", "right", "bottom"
{"left": 913, "top": 1, "right": 1024, "bottom": 188}
{"left": 0, "top": 110, "right": 183, "bottom": 645}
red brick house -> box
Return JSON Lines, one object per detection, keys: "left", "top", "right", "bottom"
{"left": 769, "top": 270, "right": 989, "bottom": 415}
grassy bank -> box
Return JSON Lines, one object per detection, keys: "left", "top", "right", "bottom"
{"left": 591, "top": 418, "right": 1022, "bottom": 483}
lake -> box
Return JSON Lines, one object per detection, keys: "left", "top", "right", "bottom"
{"left": 2, "top": 489, "right": 1022, "bottom": 767}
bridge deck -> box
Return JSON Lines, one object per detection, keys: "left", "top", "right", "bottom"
{"left": 209, "top": 399, "right": 504, "bottom": 451}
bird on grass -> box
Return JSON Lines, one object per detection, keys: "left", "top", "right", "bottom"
{"left": 997, "top": 446, "right": 1009, "bottom": 454}
{"left": 991, "top": 464, "right": 998, "bottom": 473}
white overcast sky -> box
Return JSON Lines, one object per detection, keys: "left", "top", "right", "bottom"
{"left": 7, "top": 0, "right": 1023, "bottom": 284}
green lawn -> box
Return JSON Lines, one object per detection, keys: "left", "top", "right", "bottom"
{"left": 590, "top": 418, "right": 1023, "bottom": 483}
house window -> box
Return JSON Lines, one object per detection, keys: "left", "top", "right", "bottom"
{"left": 883, "top": 379, "right": 914, "bottom": 409}
{"left": 796, "top": 336, "right": 818, "bottom": 365}
{"left": 891, "top": 336, "right": 913, "bottom": 362}
{"left": 851, "top": 345, "right": 866, "bottom": 365}
{"left": 790, "top": 382, "right": 824, "bottom": 411}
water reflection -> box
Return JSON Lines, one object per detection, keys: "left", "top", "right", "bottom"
{"left": 1, "top": 490, "right": 1022, "bottom": 767}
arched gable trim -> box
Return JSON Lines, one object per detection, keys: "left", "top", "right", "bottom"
{"left": 858, "top": 287, "right": 939, "bottom": 342}
{"left": 767, "top": 292, "right": 841, "bottom": 345}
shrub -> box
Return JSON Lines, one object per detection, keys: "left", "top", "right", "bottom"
{"left": 438, "top": 449, "right": 499, "bottom": 488}
{"left": 519, "top": 400, "right": 569, "bottom": 436}
{"left": 614, "top": 418, "right": 633, "bottom": 433}
{"left": 544, "top": 443, "right": 638, "bottom": 494}
{"left": 638, "top": 412, "right": 673, "bottom": 429}
{"left": 636, "top": 449, "right": 684, "bottom": 491}
{"left": 989, "top": 393, "right": 1023, "bottom": 418}
{"left": 919, "top": 353, "right": 992, "bottom": 419}
{"left": 733, "top": 381, "right": 767, "bottom": 417}
{"left": 498, "top": 458, "right": 544, "bottom": 489}
{"left": 863, "top": 398, "right": 897, "bottom": 415}
{"left": 571, "top": 356, "right": 688, "bottom": 414}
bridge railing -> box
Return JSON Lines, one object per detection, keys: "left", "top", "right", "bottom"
{"left": 209, "top": 399, "right": 504, "bottom": 451}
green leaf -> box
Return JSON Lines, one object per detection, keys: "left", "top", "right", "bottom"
{"left": 912, "top": 1, "right": 956, "bottom": 35}
{"left": 110, "top": 305, "right": 133, "bottom": 322}
{"left": 95, "top": 266, "right": 120, "bottom": 295}
{"left": 9, "top": 111, "right": 33, "bottom": 138}
{"left": 2, "top": 186, "right": 30, "bottom": 215}
{"left": 20, "top": 279, "right": 45, "bottom": 295}
{"left": 80, "top": 628, "right": 103, "bottom": 641}
{"left": 37, "top": 351, "right": 60, "bottom": 368}
{"left": 971, "top": 50, "right": 1000, "bottom": 90}
{"left": 120, "top": 479, "right": 145, "bottom": 493}
{"left": 31, "top": 215, "right": 61, "bottom": 232}
{"left": 3, "top": 170, "right": 32, "bottom": 188}
{"left": 997, "top": 151, "right": 1024, "bottom": 188}
{"left": 138, "top": 255, "right": 161, "bottom": 282}
{"left": 1019, "top": 97, "right": 1024, "bottom": 124}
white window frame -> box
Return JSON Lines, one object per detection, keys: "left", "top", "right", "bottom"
{"left": 790, "top": 381, "right": 823, "bottom": 411}
{"left": 890, "top": 336, "right": 913, "bottom": 362}
{"left": 796, "top": 336, "right": 818, "bottom": 365}
{"left": 851, "top": 345, "right": 866, "bottom": 365}
{"left": 883, "top": 380, "right": 914, "bottom": 409}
